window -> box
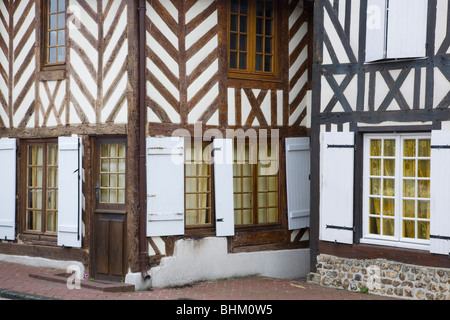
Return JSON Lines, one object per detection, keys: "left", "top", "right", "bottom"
{"left": 43, "top": 0, "right": 66, "bottom": 68}
{"left": 228, "top": 0, "right": 277, "bottom": 78}
{"left": 233, "top": 142, "right": 279, "bottom": 225}
{"left": 25, "top": 140, "right": 58, "bottom": 233}
{"left": 185, "top": 143, "right": 214, "bottom": 228}
{"left": 99, "top": 142, "right": 127, "bottom": 204}
{"left": 365, "top": 0, "right": 428, "bottom": 62}
{"left": 363, "top": 134, "right": 431, "bottom": 247}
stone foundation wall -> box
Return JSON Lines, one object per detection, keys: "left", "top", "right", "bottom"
{"left": 308, "top": 254, "right": 450, "bottom": 300}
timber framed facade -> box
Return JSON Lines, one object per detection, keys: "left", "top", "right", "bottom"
{"left": 310, "top": 0, "right": 450, "bottom": 297}
{"left": 0, "top": 0, "right": 314, "bottom": 288}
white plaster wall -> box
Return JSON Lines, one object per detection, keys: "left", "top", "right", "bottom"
{"left": 126, "top": 237, "right": 310, "bottom": 290}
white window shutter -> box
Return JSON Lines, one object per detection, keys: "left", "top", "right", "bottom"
{"left": 58, "top": 136, "right": 82, "bottom": 248}
{"left": 213, "top": 139, "right": 235, "bottom": 237}
{"left": 0, "top": 139, "right": 16, "bottom": 241}
{"left": 320, "top": 132, "right": 355, "bottom": 244}
{"left": 285, "top": 137, "right": 310, "bottom": 230}
{"left": 386, "top": 0, "right": 428, "bottom": 59}
{"left": 366, "top": 0, "right": 388, "bottom": 62}
{"left": 430, "top": 131, "right": 450, "bottom": 255}
{"left": 146, "top": 137, "right": 185, "bottom": 237}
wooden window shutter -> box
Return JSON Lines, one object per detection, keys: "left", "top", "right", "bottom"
{"left": 285, "top": 137, "right": 310, "bottom": 230}
{"left": 430, "top": 131, "right": 450, "bottom": 255}
{"left": 0, "top": 139, "right": 16, "bottom": 241}
{"left": 58, "top": 136, "right": 82, "bottom": 248}
{"left": 365, "top": 0, "right": 388, "bottom": 62}
{"left": 386, "top": 0, "right": 428, "bottom": 59}
{"left": 146, "top": 137, "right": 185, "bottom": 237}
{"left": 213, "top": 139, "right": 235, "bottom": 237}
{"left": 320, "top": 132, "right": 355, "bottom": 244}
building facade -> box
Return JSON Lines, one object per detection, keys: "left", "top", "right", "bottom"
{"left": 0, "top": 0, "right": 313, "bottom": 289}
{"left": 310, "top": 0, "right": 450, "bottom": 299}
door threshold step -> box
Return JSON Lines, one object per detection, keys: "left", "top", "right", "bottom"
{"left": 29, "top": 272, "right": 135, "bottom": 293}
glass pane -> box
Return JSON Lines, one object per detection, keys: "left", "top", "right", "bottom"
{"left": 47, "top": 168, "right": 56, "bottom": 187}
{"left": 264, "top": 55, "right": 272, "bottom": 72}
{"left": 383, "top": 198, "right": 395, "bottom": 216}
{"left": 243, "top": 209, "right": 252, "bottom": 224}
{"left": 403, "top": 160, "right": 415, "bottom": 177}
{"left": 417, "top": 160, "right": 430, "bottom": 178}
{"left": 403, "top": 220, "right": 415, "bottom": 238}
{"left": 243, "top": 193, "right": 252, "bottom": 207}
{"left": 109, "top": 174, "right": 117, "bottom": 188}
{"left": 256, "top": 36, "right": 263, "bottom": 53}
{"left": 255, "top": 54, "right": 262, "bottom": 71}
{"left": 418, "top": 139, "right": 430, "bottom": 157}
{"left": 230, "top": 15, "right": 238, "bottom": 32}
{"left": 118, "top": 174, "right": 125, "bottom": 188}
{"left": 58, "top": 30, "right": 65, "bottom": 45}
{"left": 243, "top": 163, "right": 251, "bottom": 176}
{"left": 118, "top": 159, "right": 126, "bottom": 173}
{"left": 109, "top": 189, "right": 117, "bottom": 203}
{"left": 230, "top": 52, "right": 237, "bottom": 68}
{"left": 268, "top": 176, "right": 277, "bottom": 191}
{"left": 403, "top": 179, "right": 415, "bottom": 198}
{"left": 258, "top": 177, "right": 267, "bottom": 191}
{"left": 239, "top": 53, "right": 246, "bottom": 69}
{"left": 370, "top": 178, "right": 381, "bottom": 196}
{"left": 265, "top": 38, "right": 272, "bottom": 54}
{"left": 403, "top": 200, "right": 415, "bottom": 218}
{"left": 186, "top": 210, "right": 197, "bottom": 225}
{"left": 417, "top": 200, "right": 430, "bottom": 219}
{"left": 383, "top": 179, "right": 395, "bottom": 196}
{"left": 240, "top": 0, "right": 248, "bottom": 14}
{"left": 118, "top": 144, "right": 126, "bottom": 158}
{"left": 418, "top": 180, "right": 430, "bottom": 198}
{"left": 234, "top": 178, "right": 241, "bottom": 192}
{"left": 47, "top": 145, "right": 57, "bottom": 165}
{"left": 58, "top": 0, "right": 65, "bottom": 11}
{"left": 101, "top": 144, "right": 109, "bottom": 157}
{"left": 50, "top": 14, "right": 57, "bottom": 29}
{"left": 100, "top": 189, "right": 108, "bottom": 202}
{"left": 258, "top": 208, "right": 267, "bottom": 223}
{"left": 369, "top": 217, "right": 380, "bottom": 234}
{"left": 58, "top": 13, "right": 65, "bottom": 29}
{"left": 239, "top": 34, "right": 247, "bottom": 51}
{"left": 101, "top": 159, "right": 109, "bottom": 172}
{"left": 370, "top": 140, "right": 381, "bottom": 156}
{"left": 256, "top": 18, "right": 263, "bottom": 34}
{"left": 370, "top": 159, "right": 381, "bottom": 176}
{"left": 268, "top": 192, "right": 277, "bottom": 206}
{"left": 110, "top": 159, "right": 118, "bottom": 172}
{"left": 243, "top": 177, "right": 252, "bottom": 191}
{"left": 403, "top": 139, "right": 416, "bottom": 157}
{"left": 265, "top": 20, "right": 272, "bottom": 36}
{"left": 369, "top": 197, "right": 380, "bottom": 215}
{"left": 47, "top": 190, "right": 56, "bottom": 209}
{"left": 118, "top": 190, "right": 125, "bottom": 204}
{"left": 230, "top": 0, "right": 239, "bottom": 13}
{"left": 57, "top": 46, "right": 65, "bottom": 62}
{"left": 417, "top": 221, "right": 430, "bottom": 240}
{"left": 50, "top": 31, "right": 57, "bottom": 46}
{"left": 265, "top": 1, "right": 273, "bottom": 18}
{"left": 383, "top": 159, "right": 395, "bottom": 176}
{"left": 383, "top": 139, "right": 396, "bottom": 157}
{"left": 258, "top": 193, "right": 267, "bottom": 207}
{"left": 383, "top": 218, "right": 395, "bottom": 236}
{"left": 47, "top": 211, "right": 57, "bottom": 232}
{"left": 50, "top": 0, "right": 58, "bottom": 13}
{"left": 49, "top": 48, "right": 57, "bottom": 63}
{"left": 240, "top": 15, "right": 247, "bottom": 32}
{"left": 100, "top": 174, "right": 109, "bottom": 187}
{"left": 256, "top": 0, "right": 264, "bottom": 16}
{"left": 268, "top": 208, "right": 277, "bottom": 222}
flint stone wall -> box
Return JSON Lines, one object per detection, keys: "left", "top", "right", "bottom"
{"left": 308, "top": 254, "right": 450, "bottom": 300}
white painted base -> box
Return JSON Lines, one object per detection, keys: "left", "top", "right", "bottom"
{"left": 126, "top": 237, "right": 310, "bottom": 290}
{"left": 0, "top": 254, "right": 85, "bottom": 275}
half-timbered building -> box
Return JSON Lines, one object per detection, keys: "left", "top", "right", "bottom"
{"left": 311, "top": 0, "right": 450, "bottom": 298}
{"left": 0, "top": 0, "right": 313, "bottom": 289}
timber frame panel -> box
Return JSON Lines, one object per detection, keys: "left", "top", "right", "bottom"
{"left": 310, "top": 0, "right": 450, "bottom": 270}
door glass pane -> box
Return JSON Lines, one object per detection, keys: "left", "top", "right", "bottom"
{"left": 99, "top": 143, "right": 126, "bottom": 204}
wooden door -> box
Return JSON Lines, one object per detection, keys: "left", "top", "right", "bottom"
{"left": 92, "top": 138, "right": 127, "bottom": 281}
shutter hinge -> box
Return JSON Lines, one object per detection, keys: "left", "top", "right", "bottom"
{"left": 327, "top": 144, "right": 356, "bottom": 150}
{"left": 326, "top": 224, "right": 354, "bottom": 232}
{"left": 430, "top": 145, "right": 450, "bottom": 150}
{"left": 430, "top": 234, "right": 450, "bottom": 241}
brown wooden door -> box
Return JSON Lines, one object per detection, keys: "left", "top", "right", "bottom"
{"left": 92, "top": 138, "right": 127, "bottom": 282}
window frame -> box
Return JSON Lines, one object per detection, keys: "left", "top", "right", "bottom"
{"left": 20, "top": 139, "right": 59, "bottom": 241}
{"left": 40, "top": 0, "right": 67, "bottom": 73}
{"left": 227, "top": 0, "right": 279, "bottom": 81}
{"left": 362, "top": 133, "right": 431, "bottom": 250}
{"left": 233, "top": 140, "right": 281, "bottom": 228}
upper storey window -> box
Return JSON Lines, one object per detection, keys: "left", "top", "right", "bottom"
{"left": 43, "top": 0, "right": 66, "bottom": 68}
{"left": 228, "top": 0, "right": 277, "bottom": 80}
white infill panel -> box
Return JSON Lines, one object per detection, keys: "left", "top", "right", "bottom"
{"left": 286, "top": 137, "right": 310, "bottom": 230}
{"left": 0, "top": 139, "right": 16, "bottom": 241}
{"left": 320, "top": 132, "right": 355, "bottom": 244}
{"left": 213, "top": 139, "right": 235, "bottom": 237}
{"left": 146, "top": 137, "right": 185, "bottom": 237}
{"left": 58, "top": 136, "right": 82, "bottom": 248}
{"left": 430, "top": 130, "right": 450, "bottom": 255}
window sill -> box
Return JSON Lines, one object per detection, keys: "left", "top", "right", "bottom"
{"left": 360, "top": 237, "right": 429, "bottom": 251}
